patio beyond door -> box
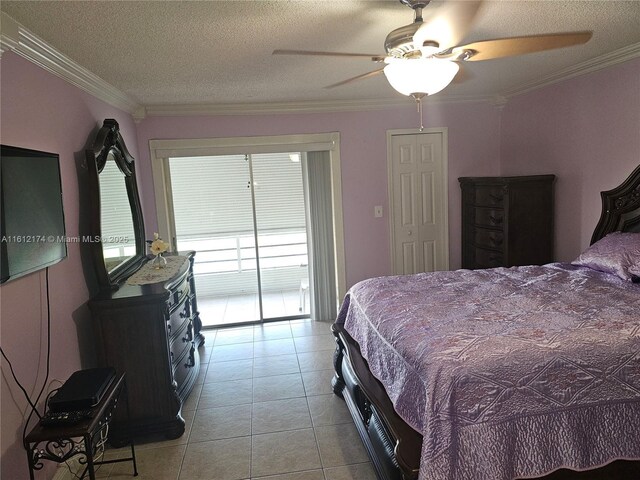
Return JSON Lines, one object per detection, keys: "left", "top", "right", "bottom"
{"left": 168, "top": 153, "right": 310, "bottom": 327}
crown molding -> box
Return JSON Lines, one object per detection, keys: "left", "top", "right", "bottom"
{"left": 502, "top": 42, "right": 640, "bottom": 99}
{"left": 0, "top": 12, "right": 19, "bottom": 55}
{"left": 144, "top": 98, "right": 408, "bottom": 117}
{"left": 141, "top": 93, "right": 493, "bottom": 118}
{"left": 1, "top": 12, "right": 140, "bottom": 114}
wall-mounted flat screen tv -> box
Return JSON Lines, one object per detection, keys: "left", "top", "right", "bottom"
{"left": 1, "top": 145, "right": 67, "bottom": 284}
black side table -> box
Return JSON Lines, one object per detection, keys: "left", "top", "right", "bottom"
{"left": 24, "top": 372, "right": 138, "bottom": 480}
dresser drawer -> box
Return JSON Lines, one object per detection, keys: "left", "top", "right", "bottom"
{"left": 169, "top": 318, "right": 193, "bottom": 364}
{"left": 168, "top": 277, "right": 190, "bottom": 314}
{"left": 167, "top": 297, "right": 190, "bottom": 339}
{"left": 473, "top": 186, "right": 506, "bottom": 207}
{"left": 172, "top": 344, "right": 196, "bottom": 390}
{"left": 474, "top": 248, "right": 504, "bottom": 268}
{"left": 474, "top": 228, "right": 504, "bottom": 250}
{"left": 474, "top": 207, "right": 505, "bottom": 228}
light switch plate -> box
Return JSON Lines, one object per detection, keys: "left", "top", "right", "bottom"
{"left": 374, "top": 206, "right": 383, "bottom": 218}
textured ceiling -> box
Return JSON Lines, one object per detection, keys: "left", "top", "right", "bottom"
{"left": 2, "top": 0, "right": 640, "bottom": 108}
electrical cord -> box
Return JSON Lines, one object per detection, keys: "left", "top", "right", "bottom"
{"left": 44, "top": 387, "right": 60, "bottom": 408}
{"left": 23, "top": 267, "right": 52, "bottom": 441}
{"left": 0, "top": 348, "right": 43, "bottom": 419}
{"left": 0, "top": 267, "right": 52, "bottom": 444}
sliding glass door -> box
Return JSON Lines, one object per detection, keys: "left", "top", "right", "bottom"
{"left": 252, "top": 152, "right": 309, "bottom": 319}
{"left": 168, "top": 153, "right": 309, "bottom": 327}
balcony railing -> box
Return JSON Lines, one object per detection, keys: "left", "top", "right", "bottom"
{"left": 177, "top": 230, "right": 308, "bottom": 276}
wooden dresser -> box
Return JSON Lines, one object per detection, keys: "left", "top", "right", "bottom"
{"left": 459, "top": 175, "right": 555, "bottom": 269}
{"left": 88, "top": 252, "right": 203, "bottom": 444}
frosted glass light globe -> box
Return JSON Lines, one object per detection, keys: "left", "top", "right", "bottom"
{"left": 384, "top": 58, "right": 459, "bottom": 96}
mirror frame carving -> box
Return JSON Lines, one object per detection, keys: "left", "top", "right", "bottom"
{"left": 86, "top": 119, "right": 146, "bottom": 289}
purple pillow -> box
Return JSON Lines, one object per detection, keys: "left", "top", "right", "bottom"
{"left": 572, "top": 231, "right": 640, "bottom": 281}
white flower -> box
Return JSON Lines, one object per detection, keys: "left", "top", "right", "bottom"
{"left": 149, "top": 232, "right": 169, "bottom": 255}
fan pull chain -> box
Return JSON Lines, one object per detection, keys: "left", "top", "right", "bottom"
{"left": 412, "top": 93, "right": 426, "bottom": 131}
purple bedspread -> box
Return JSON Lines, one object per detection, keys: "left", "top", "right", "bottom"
{"left": 336, "top": 263, "right": 640, "bottom": 480}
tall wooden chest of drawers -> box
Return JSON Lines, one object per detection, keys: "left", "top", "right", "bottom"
{"left": 88, "top": 252, "right": 203, "bottom": 444}
{"left": 459, "top": 175, "right": 555, "bottom": 269}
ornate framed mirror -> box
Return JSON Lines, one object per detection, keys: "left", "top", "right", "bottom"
{"left": 86, "top": 119, "right": 146, "bottom": 289}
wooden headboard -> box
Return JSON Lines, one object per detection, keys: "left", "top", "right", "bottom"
{"left": 591, "top": 163, "right": 640, "bottom": 244}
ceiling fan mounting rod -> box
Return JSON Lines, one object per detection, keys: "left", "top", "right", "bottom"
{"left": 414, "top": 7, "right": 423, "bottom": 23}
{"left": 400, "top": 0, "right": 431, "bottom": 22}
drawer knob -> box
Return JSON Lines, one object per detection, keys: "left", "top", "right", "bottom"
{"left": 183, "top": 323, "right": 193, "bottom": 343}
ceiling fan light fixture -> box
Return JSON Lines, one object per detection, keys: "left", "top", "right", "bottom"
{"left": 383, "top": 57, "right": 459, "bottom": 96}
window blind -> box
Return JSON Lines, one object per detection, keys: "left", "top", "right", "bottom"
{"left": 252, "top": 152, "right": 306, "bottom": 232}
{"left": 169, "top": 154, "right": 253, "bottom": 237}
{"left": 168, "top": 153, "right": 308, "bottom": 298}
{"left": 169, "top": 154, "right": 306, "bottom": 238}
{"left": 100, "top": 160, "right": 136, "bottom": 254}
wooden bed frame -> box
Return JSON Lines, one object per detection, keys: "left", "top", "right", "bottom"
{"left": 331, "top": 164, "right": 640, "bottom": 480}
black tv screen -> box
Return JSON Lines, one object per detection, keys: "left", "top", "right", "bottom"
{"left": 1, "top": 145, "right": 67, "bottom": 284}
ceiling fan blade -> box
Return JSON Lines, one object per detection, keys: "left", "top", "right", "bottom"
{"left": 413, "top": 0, "right": 482, "bottom": 52}
{"left": 324, "top": 68, "right": 385, "bottom": 89}
{"left": 452, "top": 32, "right": 593, "bottom": 62}
{"left": 273, "top": 49, "right": 384, "bottom": 61}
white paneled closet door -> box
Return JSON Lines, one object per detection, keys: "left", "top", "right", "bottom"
{"left": 389, "top": 131, "right": 448, "bottom": 275}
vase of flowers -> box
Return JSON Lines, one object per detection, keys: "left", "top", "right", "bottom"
{"left": 147, "top": 233, "right": 170, "bottom": 269}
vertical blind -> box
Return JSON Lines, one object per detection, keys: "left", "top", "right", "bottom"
{"left": 303, "top": 151, "right": 337, "bottom": 321}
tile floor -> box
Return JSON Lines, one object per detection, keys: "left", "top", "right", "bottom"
{"left": 199, "top": 291, "right": 310, "bottom": 327}
{"left": 73, "top": 319, "right": 375, "bottom": 480}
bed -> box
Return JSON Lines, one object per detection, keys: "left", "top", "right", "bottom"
{"left": 331, "top": 164, "right": 640, "bottom": 480}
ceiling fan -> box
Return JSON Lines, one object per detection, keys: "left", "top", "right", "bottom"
{"left": 273, "top": 0, "right": 592, "bottom": 125}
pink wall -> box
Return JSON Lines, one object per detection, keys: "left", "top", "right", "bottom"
{"left": 0, "top": 52, "right": 139, "bottom": 479}
{"left": 135, "top": 102, "right": 502, "bottom": 288}
{"left": 500, "top": 58, "right": 640, "bottom": 261}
